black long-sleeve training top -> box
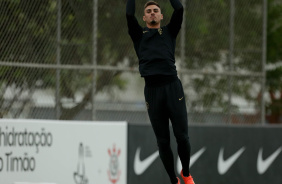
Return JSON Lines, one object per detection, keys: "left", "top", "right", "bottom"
{"left": 126, "top": 0, "right": 183, "bottom": 80}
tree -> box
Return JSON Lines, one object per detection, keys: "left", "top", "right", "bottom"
{"left": 0, "top": 0, "right": 281, "bottom": 123}
{"left": 0, "top": 0, "right": 56, "bottom": 118}
{"left": 0, "top": 0, "right": 134, "bottom": 119}
{"left": 181, "top": 0, "right": 268, "bottom": 124}
{"left": 265, "top": 0, "right": 282, "bottom": 123}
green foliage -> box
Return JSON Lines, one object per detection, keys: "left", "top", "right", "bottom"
{"left": 183, "top": 0, "right": 265, "bottom": 115}
{"left": 265, "top": 0, "right": 282, "bottom": 123}
{"left": 267, "top": 0, "right": 282, "bottom": 63}
{"left": 0, "top": 0, "right": 281, "bottom": 121}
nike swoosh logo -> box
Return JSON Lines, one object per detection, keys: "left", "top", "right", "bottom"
{"left": 134, "top": 147, "right": 159, "bottom": 175}
{"left": 179, "top": 97, "right": 184, "bottom": 101}
{"left": 177, "top": 147, "right": 206, "bottom": 173}
{"left": 257, "top": 147, "right": 282, "bottom": 174}
{"left": 218, "top": 147, "right": 245, "bottom": 175}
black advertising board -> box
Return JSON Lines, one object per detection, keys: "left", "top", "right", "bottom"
{"left": 128, "top": 124, "right": 282, "bottom": 184}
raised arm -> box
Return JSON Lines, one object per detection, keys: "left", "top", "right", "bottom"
{"left": 167, "top": 0, "right": 184, "bottom": 37}
{"left": 170, "top": 0, "right": 183, "bottom": 10}
{"left": 126, "top": 0, "right": 143, "bottom": 42}
{"left": 126, "top": 0, "right": 136, "bottom": 15}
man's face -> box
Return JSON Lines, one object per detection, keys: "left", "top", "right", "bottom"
{"left": 143, "top": 5, "right": 163, "bottom": 27}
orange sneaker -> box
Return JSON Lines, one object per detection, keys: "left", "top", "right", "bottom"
{"left": 176, "top": 177, "right": 181, "bottom": 184}
{"left": 180, "top": 170, "right": 195, "bottom": 184}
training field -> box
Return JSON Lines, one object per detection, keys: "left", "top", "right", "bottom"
{"left": 1, "top": 0, "right": 281, "bottom": 183}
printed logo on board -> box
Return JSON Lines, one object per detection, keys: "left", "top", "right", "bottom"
{"left": 73, "top": 143, "right": 89, "bottom": 184}
{"left": 108, "top": 144, "right": 121, "bottom": 184}
{"left": 134, "top": 147, "right": 159, "bottom": 175}
{"left": 257, "top": 147, "right": 282, "bottom": 174}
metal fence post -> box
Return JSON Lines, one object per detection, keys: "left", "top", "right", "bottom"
{"left": 92, "top": 0, "right": 98, "bottom": 121}
{"left": 56, "top": 0, "right": 62, "bottom": 119}
{"left": 261, "top": 0, "right": 267, "bottom": 124}
{"left": 180, "top": 0, "right": 186, "bottom": 81}
{"left": 228, "top": 0, "right": 235, "bottom": 124}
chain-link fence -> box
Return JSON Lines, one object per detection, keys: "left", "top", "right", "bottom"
{"left": 0, "top": 0, "right": 268, "bottom": 124}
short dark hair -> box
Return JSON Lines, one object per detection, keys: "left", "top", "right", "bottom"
{"left": 144, "top": 1, "right": 160, "bottom": 9}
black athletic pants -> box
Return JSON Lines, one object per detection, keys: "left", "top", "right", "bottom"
{"left": 144, "top": 78, "right": 191, "bottom": 184}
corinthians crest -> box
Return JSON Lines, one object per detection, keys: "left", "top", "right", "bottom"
{"left": 107, "top": 144, "right": 121, "bottom": 184}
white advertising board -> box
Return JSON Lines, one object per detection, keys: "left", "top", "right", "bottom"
{"left": 0, "top": 119, "right": 127, "bottom": 184}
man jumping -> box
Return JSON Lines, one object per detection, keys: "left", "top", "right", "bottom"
{"left": 126, "top": 0, "right": 195, "bottom": 184}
